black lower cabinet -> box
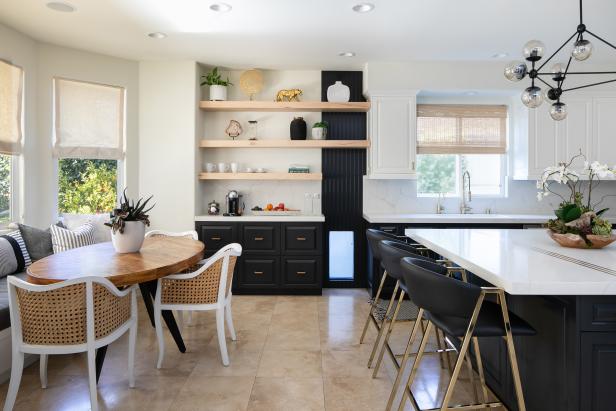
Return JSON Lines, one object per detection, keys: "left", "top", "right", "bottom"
{"left": 196, "top": 221, "right": 323, "bottom": 295}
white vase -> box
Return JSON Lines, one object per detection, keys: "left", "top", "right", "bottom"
{"left": 311, "top": 127, "right": 327, "bottom": 140}
{"left": 111, "top": 221, "right": 145, "bottom": 253}
{"left": 209, "top": 85, "right": 228, "bottom": 101}
{"left": 327, "top": 81, "right": 350, "bottom": 103}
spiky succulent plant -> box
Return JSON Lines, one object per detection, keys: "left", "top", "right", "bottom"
{"left": 105, "top": 189, "right": 155, "bottom": 234}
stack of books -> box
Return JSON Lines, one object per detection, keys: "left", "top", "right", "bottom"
{"left": 288, "top": 164, "right": 310, "bottom": 174}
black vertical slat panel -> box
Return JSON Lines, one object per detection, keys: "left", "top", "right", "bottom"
{"left": 321, "top": 71, "right": 367, "bottom": 287}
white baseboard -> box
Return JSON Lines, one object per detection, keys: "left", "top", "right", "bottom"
{"left": 0, "top": 328, "right": 37, "bottom": 384}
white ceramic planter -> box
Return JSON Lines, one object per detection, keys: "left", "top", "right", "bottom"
{"left": 209, "top": 85, "right": 228, "bottom": 101}
{"left": 111, "top": 221, "right": 145, "bottom": 253}
{"left": 311, "top": 127, "right": 327, "bottom": 140}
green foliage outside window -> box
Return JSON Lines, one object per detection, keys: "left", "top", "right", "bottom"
{"left": 58, "top": 159, "right": 117, "bottom": 214}
{"left": 0, "top": 155, "right": 10, "bottom": 224}
{"left": 417, "top": 154, "right": 456, "bottom": 195}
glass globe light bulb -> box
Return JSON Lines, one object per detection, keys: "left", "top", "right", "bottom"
{"left": 521, "top": 86, "right": 544, "bottom": 108}
{"left": 572, "top": 39, "right": 593, "bottom": 61}
{"left": 523, "top": 40, "right": 546, "bottom": 60}
{"left": 550, "top": 62, "right": 566, "bottom": 81}
{"left": 504, "top": 61, "right": 528, "bottom": 82}
{"left": 550, "top": 102, "right": 568, "bottom": 121}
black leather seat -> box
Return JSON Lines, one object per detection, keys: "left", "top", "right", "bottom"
{"left": 400, "top": 257, "right": 536, "bottom": 338}
{"left": 366, "top": 229, "right": 408, "bottom": 268}
{"left": 379, "top": 240, "right": 435, "bottom": 289}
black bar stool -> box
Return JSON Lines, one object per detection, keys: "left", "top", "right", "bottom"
{"left": 393, "top": 257, "right": 536, "bottom": 411}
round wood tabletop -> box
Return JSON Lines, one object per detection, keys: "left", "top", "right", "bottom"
{"left": 26, "top": 236, "right": 205, "bottom": 286}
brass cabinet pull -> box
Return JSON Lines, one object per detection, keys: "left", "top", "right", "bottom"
{"left": 211, "top": 237, "right": 221, "bottom": 241}
{"left": 254, "top": 271, "right": 264, "bottom": 275}
{"left": 296, "top": 271, "right": 306, "bottom": 275}
{"left": 254, "top": 237, "right": 264, "bottom": 241}
{"left": 296, "top": 237, "right": 306, "bottom": 241}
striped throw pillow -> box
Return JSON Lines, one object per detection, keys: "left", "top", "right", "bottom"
{"left": 3, "top": 230, "right": 32, "bottom": 268}
{"left": 50, "top": 222, "right": 96, "bottom": 253}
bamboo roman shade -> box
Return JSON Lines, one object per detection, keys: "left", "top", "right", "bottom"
{"left": 417, "top": 104, "right": 507, "bottom": 154}
{"left": 0, "top": 60, "right": 24, "bottom": 155}
{"left": 53, "top": 78, "right": 125, "bottom": 159}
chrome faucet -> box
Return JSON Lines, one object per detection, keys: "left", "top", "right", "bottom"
{"left": 460, "top": 171, "right": 472, "bottom": 214}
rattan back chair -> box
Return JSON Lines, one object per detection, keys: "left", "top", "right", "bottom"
{"left": 153, "top": 243, "right": 242, "bottom": 368}
{"left": 4, "top": 276, "right": 138, "bottom": 411}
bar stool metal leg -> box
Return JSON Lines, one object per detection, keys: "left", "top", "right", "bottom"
{"left": 372, "top": 289, "right": 406, "bottom": 377}
{"left": 368, "top": 281, "right": 400, "bottom": 368}
{"left": 472, "top": 337, "right": 490, "bottom": 404}
{"left": 397, "top": 321, "right": 434, "bottom": 411}
{"left": 360, "top": 270, "right": 388, "bottom": 344}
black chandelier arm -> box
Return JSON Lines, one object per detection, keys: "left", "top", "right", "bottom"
{"left": 535, "top": 76, "right": 554, "bottom": 90}
{"left": 536, "top": 71, "right": 616, "bottom": 76}
{"left": 537, "top": 32, "right": 580, "bottom": 71}
{"left": 579, "top": 0, "right": 584, "bottom": 25}
{"left": 563, "top": 78, "right": 616, "bottom": 92}
{"left": 585, "top": 30, "right": 616, "bottom": 52}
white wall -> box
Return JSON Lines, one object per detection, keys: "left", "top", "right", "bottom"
{"left": 363, "top": 61, "right": 616, "bottom": 216}
{"left": 139, "top": 61, "right": 198, "bottom": 231}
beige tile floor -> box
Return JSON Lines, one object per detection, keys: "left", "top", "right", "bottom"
{"left": 0, "top": 289, "right": 504, "bottom": 411}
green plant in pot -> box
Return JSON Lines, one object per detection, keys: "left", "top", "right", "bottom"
{"left": 311, "top": 121, "right": 328, "bottom": 140}
{"left": 537, "top": 153, "right": 616, "bottom": 248}
{"left": 106, "top": 189, "right": 155, "bottom": 253}
{"left": 201, "top": 67, "right": 233, "bottom": 101}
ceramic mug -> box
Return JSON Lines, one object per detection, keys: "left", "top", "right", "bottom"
{"left": 245, "top": 167, "right": 253, "bottom": 173}
{"left": 205, "top": 162, "right": 216, "bottom": 172}
{"left": 218, "top": 162, "right": 228, "bottom": 173}
{"left": 230, "top": 162, "right": 239, "bottom": 173}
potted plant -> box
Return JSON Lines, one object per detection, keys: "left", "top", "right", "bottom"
{"left": 105, "top": 189, "right": 154, "bottom": 253}
{"left": 201, "top": 67, "right": 233, "bottom": 101}
{"left": 537, "top": 153, "right": 616, "bottom": 248}
{"left": 311, "top": 121, "right": 328, "bottom": 140}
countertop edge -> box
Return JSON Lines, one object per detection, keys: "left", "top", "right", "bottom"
{"left": 363, "top": 213, "right": 554, "bottom": 224}
{"left": 195, "top": 215, "right": 325, "bottom": 222}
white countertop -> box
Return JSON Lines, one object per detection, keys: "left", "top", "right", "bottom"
{"left": 364, "top": 213, "right": 553, "bottom": 224}
{"left": 405, "top": 228, "right": 616, "bottom": 295}
{"left": 195, "top": 214, "right": 325, "bottom": 222}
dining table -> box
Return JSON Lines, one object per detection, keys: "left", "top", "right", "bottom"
{"left": 26, "top": 235, "right": 205, "bottom": 382}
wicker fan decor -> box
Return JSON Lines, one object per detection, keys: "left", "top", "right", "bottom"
{"left": 239, "top": 69, "right": 264, "bottom": 100}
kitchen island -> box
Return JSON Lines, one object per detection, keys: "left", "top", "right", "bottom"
{"left": 406, "top": 228, "right": 616, "bottom": 411}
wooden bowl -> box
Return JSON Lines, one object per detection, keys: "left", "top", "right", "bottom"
{"left": 548, "top": 230, "right": 616, "bottom": 249}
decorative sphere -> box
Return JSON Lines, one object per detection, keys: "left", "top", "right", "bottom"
{"left": 550, "top": 62, "right": 566, "bottom": 80}
{"left": 523, "top": 40, "right": 546, "bottom": 60}
{"left": 521, "top": 86, "right": 544, "bottom": 108}
{"left": 550, "top": 102, "right": 568, "bottom": 121}
{"left": 572, "top": 39, "right": 593, "bottom": 61}
{"left": 546, "top": 88, "right": 561, "bottom": 101}
{"left": 504, "top": 61, "right": 528, "bottom": 82}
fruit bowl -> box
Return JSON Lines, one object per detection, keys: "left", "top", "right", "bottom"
{"left": 548, "top": 230, "right": 616, "bottom": 249}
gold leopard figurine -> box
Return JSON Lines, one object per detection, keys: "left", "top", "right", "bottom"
{"left": 275, "top": 89, "right": 303, "bottom": 102}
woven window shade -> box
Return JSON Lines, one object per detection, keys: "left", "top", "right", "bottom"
{"left": 417, "top": 104, "right": 507, "bottom": 154}
{"left": 53, "top": 78, "right": 125, "bottom": 159}
{"left": 0, "top": 60, "right": 24, "bottom": 155}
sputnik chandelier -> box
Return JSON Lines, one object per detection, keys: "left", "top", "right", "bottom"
{"left": 504, "top": 0, "right": 616, "bottom": 121}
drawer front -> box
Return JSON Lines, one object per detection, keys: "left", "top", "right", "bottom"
{"left": 199, "top": 224, "right": 235, "bottom": 252}
{"left": 580, "top": 296, "right": 616, "bottom": 331}
{"left": 282, "top": 257, "right": 322, "bottom": 288}
{"left": 283, "top": 224, "right": 322, "bottom": 255}
{"left": 239, "top": 257, "right": 279, "bottom": 287}
{"left": 242, "top": 225, "right": 279, "bottom": 254}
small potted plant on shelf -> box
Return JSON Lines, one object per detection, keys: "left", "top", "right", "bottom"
{"left": 201, "top": 67, "right": 233, "bottom": 101}
{"left": 311, "top": 121, "right": 328, "bottom": 140}
{"left": 537, "top": 152, "right": 616, "bottom": 249}
{"left": 105, "top": 189, "right": 155, "bottom": 253}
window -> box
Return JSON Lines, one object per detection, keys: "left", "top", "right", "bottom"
{"left": 53, "top": 78, "right": 125, "bottom": 214}
{"left": 416, "top": 104, "right": 507, "bottom": 197}
{"left": 0, "top": 60, "right": 24, "bottom": 224}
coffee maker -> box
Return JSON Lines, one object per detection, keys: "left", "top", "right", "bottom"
{"left": 224, "top": 190, "right": 243, "bottom": 216}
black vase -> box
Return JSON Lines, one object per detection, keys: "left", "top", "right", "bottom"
{"left": 290, "top": 117, "right": 307, "bottom": 140}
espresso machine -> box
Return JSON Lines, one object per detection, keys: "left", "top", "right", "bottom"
{"left": 224, "top": 190, "right": 244, "bottom": 216}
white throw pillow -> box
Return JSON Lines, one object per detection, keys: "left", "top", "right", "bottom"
{"left": 50, "top": 222, "right": 96, "bottom": 253}
{"left": 62, "top": 213, "right": 111, "bottom": 243}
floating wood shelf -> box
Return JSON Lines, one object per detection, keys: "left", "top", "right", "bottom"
{"left": 199, "top": 139, "right": 370, "bottom": 149}
{"left": 199, "top": 101, "right": 370, "bottom": 112}
{"left": 199, "top": 172, "right": 323, "bottom": 181}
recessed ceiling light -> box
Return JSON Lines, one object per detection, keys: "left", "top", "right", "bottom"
{"left": 46, "top": 1, "right": 76, "bottom": 12}
{"left": 352, "top": 3, "right": 375, "bottom": 13}
{"left": 210, "top": 3, "right": 232, "bottom": 12}
{"left": 492, "top": 52, "right": 509, "bottom": 58}
{"left": 148, "top": 32, "right": 168, "bottom": 39}
{"left": 338, "top": 52, "right": 356, "bottom": 57}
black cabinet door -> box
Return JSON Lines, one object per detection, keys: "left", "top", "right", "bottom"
{"left": 282, "top": 224, "right": 322, "bottom": 255}
{"left": 580, "top": 332, "right": 616, "bottom": 411}
{"left": 282, "top": 257, "right": 322, "bottom": 288}
{"left": 238, "top": 257, "right": 279, "bottom": 288}
{"left": 199, "top": 224, "right": 235, "bottom": 252}
{"left": 241, "top": 224, "right": 279, "bottom": 254}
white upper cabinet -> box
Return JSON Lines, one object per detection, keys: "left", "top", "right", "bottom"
{"left": 520, "top": 94, "right": 615, "bottom": 179}
{"left": 366, "top": 90, "right": 418, "bottom": 179}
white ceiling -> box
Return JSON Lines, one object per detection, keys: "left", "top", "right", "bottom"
{"left": 2, "top": 0, "right": 616, "bottom": 69}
